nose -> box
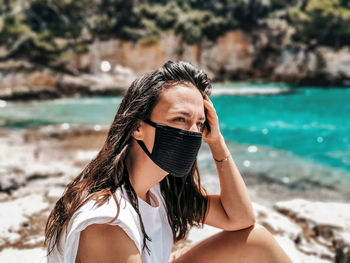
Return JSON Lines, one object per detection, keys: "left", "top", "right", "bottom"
{"left": 189, "top": 122, "right": 201, "bottom": 133}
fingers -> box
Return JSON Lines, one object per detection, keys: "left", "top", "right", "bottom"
{"left": 202, "top": 95, "right": 222, "bottom": 142}
{"left": 203, "top": 95, "right": 213, "bottom": 109}
{"left": 203, "top": 97, "right": 216, "bottom": 117}
{"left": 204, "top": 102, "right": 215, "bottom": 119}
{"left": 204, "top": 94, "right": 213, "bottom": 106}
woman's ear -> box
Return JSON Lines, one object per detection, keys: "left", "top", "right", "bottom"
{"left": 131, "top": 122, "right": 144, "bottom": 140}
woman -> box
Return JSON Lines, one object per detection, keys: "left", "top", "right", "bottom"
{"left": 45, "top": 61, "right": 292, "bottom": 263}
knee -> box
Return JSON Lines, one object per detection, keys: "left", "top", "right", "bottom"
{"left": 221, "top": 223, "right": 277, "bottom": 250}
{"left": 243, "top": 223, "right": 291, "bottom": 262}
{"left": 249, "top": 223, "right": 274, "bottom": 237}
{"left": 223, "top": 224, "right": 279, "bottom": 252}
{"left": 244, "top": 223, "right": 278, "bottom": 247}
{"left": 226, "top": 223, "right": 274, "bottom": 239}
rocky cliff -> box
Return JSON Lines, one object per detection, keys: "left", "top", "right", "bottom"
{"left": 1, "top": 29, "right": 350, "bottom": 101}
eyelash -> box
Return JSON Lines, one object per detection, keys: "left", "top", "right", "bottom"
{"left": 174, "top": 118, "right": 204, "bottom": 129}
{"left": 174, "top": 117, "right": 186, "bottom": 122}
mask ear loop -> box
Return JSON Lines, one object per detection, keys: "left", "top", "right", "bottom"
{"left": 143, "top": 119, "right": 157, "bottom": 127}
{"left": 135, "top": 119, "right": 156, "bottom": 158}
{"left": 135, "top": 139, "right": 153, "bottom": 157}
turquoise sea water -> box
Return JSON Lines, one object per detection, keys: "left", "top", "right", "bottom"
{"left": 1, "top": 83, "right": 350, "bottom": 197}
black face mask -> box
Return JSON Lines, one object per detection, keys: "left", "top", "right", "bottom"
{"left": 136, "top": 119, "right": 202, "bottom": 177}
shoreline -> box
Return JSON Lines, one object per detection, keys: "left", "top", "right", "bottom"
{"left": 1, "top": 76, "right": 350, "bottom": 103}
{"left": 1, "top": 124, "right": 349, "bottom": 202}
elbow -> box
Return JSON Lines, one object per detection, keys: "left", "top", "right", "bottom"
{"left": 239, "top": 215, "right": 256, "bottom": 230}
{"left": 246, "top": 215, "right": 257, "bottom": 228}
{"left": 249, "top": 210, "right": 257, "bottom": 224}
{"left": 245, "top": 211, "right": 257, "bottom": 227}
{"left": 225, "top": 214, "right": 256, "bottom": 231}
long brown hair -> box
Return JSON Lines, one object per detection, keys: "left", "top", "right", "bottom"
{"left": 45, "top": 60, "right": 212, "bottom": 255}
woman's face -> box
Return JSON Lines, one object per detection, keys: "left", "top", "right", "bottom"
{"left": 139, "top": 83, "right": 206, "bottom": 153}
{"left": 153, "top": 83, "right": 206, "bottom": 131}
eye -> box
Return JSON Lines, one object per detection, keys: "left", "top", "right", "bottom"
{"left": 174, "top": 117, "right": 186, "bottom": 122}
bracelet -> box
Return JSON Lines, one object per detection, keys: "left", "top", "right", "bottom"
{"left": 214, "top": 155, "right": 230, "bottom": 162}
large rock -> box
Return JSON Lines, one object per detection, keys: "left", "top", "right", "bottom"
{"left": 0, "top": 61, "right": 133, "bottom": 101}
{"left": 74, "top": 31, "right": 256, "bottom": 80}
{"left": 73, "top": 30, "right": 350, "bottom": 85}
{"left": 0, "top": 69, "right": 60, "bottom": 101}
{"left": 273, "top": 46, "right": 350, "bottom": 85}
{"left": 273, "top": 47, "right": 320, "bottom": 80}
{"left": 319, "top": 46, "right": 350, "bottom": 82}
{"left": 56, "top": 72, "right": 131, "bottom": 96}
{"left": 0, "top": 195, "right": 48, "bottom": 245}
{"left": 275, "top": 198, "right": 350, "bottom": 263}
{"left": 0, "top": 127, "right": 85, "bottom": 193}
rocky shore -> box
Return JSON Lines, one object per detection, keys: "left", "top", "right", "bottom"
{"left": 0, "top": 125, "right": 349, "bottom": 262}
{"left": 1, "top": 29, "right": 350, "bottom": 102}
{"left": 0, "top": 61, "right": 135, "bottom": 101}
{"left": 0, "top": 60, "right": 297, "bottom": 103}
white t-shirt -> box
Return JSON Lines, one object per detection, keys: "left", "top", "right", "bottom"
{"left": 47, "top": 183, "right": 174, "bottom": 263}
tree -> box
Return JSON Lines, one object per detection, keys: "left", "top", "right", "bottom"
{"left": 289, "top": 0, "right": 350, "bottom": 47}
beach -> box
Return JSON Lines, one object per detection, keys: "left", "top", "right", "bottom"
{"left": 0, "top": 124, "right": 349, "bottom": 262}
{"left": 1, "top": 1, "right": 350, "bottom": 261}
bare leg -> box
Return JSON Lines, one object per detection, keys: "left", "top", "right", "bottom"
{"left": 171, "top": 224, "right": 292, "bottom": 263}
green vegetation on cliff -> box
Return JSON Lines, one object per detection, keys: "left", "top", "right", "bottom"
{"left": 0, "top": 0, "right": 349, "bottom": 71}
{"left": 290, "top": 0, "right": 350, "bottom": 47}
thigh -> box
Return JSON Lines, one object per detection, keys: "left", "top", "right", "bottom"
{"left": 171, "top": 224, "right": 291, "bottom": 263}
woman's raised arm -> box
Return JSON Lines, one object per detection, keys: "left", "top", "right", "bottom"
{"left": 202, "top": 95, "right": 256, "bottom": 231}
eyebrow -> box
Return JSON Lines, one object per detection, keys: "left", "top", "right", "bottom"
{"left": 171, "top": 111, "right": 206, "bottom": 121}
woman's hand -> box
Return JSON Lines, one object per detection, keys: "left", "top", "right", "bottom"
{"left": 203, "top": 94, "right": 223, "bottom": 145}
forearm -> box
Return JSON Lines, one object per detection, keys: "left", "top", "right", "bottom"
{"left": 208, "top": 135, "right": 256, "bottom": 227}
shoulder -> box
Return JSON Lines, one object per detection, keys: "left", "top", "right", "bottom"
{"left": 61, "top": 186, "right": 144, "bottom": 260}
{"left": 69, "top": 187, "right": 139, "bottom": 232}
{"left": 75, "top": 224, "right": 142, "bottom": 263}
